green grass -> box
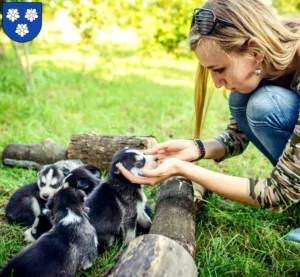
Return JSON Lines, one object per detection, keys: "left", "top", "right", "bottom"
{"left": 0, "top": 41, "right": 299, "bottom": 276}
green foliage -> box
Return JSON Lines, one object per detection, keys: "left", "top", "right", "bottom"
{"left": 68, "top": 1, "right": 111, "bottom": 43}
{"left": 45, "top": 0, "right": 202, "bottom": 56}
{"left": 114, "top": 0, "right": 204, "bottom": 54}
{"left": 273, "top": 0, "right": 300, "bottom": 14}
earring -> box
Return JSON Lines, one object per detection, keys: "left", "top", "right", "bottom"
{"left": 255, "top": 69, "right": 261, "bottom": 76}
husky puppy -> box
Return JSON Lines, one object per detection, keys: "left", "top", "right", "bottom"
{"left": 1, "top": 188, "right": 98, "bottom": 277}
{"left": 5, "top": 160, "right": 83, "bottom": 227}
{"left": 37, "top": 160, "right": 83, "bottom": 201}
{"left": 24, "top": 164, "right": 102, "bottom": 242}
{"left": 86, "top": 148, "right": 157, "bottom": 252}
{"left": 5, "top": 182, "right": 46, "bottom": 227}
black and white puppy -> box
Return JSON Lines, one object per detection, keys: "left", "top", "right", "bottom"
{"left": 86, "top": 148, "right": 157, "bottom": 252}
{"left": 5, "top": 160, "right": 83, "bottom": 227}
{"left": 5, "top": 182, "right": 46, "bottom": 227}
{"left": 1, "top": 187, "right": 98, "bottom": 277}
{"left": 24, "top": 164, "right": 102, "bottom": 242}
{"left": 37, "top": 160, "right": 83, "bottom": 201}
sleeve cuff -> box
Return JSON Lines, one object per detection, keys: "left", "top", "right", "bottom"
{"left": 213, "top": 136, "right": 229, "bottom": 163}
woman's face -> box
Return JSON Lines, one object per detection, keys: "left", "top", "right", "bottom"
{"left": 194, "top": 41, "right": 263, "bottom": 94}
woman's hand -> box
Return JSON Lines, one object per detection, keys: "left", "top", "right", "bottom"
{"left": 116, "top": 158, "right": 183, "bottom": 186}
{"left": 145, "top": 139, "right": 199, "bottom": 162}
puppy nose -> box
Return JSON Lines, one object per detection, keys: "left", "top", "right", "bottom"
{"left": 42, "top": 194, "right": 49, "bottom": 199}
{"left": 154, "top": 157, "right": 159, "bottom": 162}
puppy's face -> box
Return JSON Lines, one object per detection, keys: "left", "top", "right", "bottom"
{"left": 37, "top": 165, "right": 70, "bottom": 201}
{"left": 112, "top": 149, "right": 158, "bottom": 176}
{"left": 46, "top": 187, "right": 87, "bottom": 219}
{"left": 61, "top": 165, "right": 102, "bottom": 195}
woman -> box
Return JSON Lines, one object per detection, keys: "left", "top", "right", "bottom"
{"left": 117, "top": 0, "right": 300, "bottom": 241}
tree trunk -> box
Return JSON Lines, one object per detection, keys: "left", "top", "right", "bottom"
{"left": 67, "top": 133, "right": 157, "bottom": 171}
{"left": 23, "top": 42, "right": 34, "bottom": 88}
{"left": 12, "top": 41, "right": 29, "bottom": 87}
{"left": 150, "top": 176, "right": 197, "bottom": 257}
{"left": 102, "top": 234, "right": 198, "bottom": 277}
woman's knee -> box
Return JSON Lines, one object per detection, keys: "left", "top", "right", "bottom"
{"left": 229, "top": 91, "right": 251, "bottom": 109}
{"left": 246, "top": 86, "right": 299, "bottom": 130}
{"left": 229, "top": 91, "right": 252, "bottom": 117}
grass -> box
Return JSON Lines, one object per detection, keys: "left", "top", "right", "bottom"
{"left": 0, "top": 41, "right": 299, "bottom": 276}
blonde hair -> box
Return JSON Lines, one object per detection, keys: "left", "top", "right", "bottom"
{"left": 190, "top": 0, "right": 300, "bottom": 138}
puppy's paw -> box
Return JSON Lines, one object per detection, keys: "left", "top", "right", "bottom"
{"left": 24, "top": 228, "right": 36, "bottom": 243}
{"left": 125, "top": 229, "right": 136, "bottom": 243}
{"left": 82, "top": 261, "right": 94, "bottom": 270}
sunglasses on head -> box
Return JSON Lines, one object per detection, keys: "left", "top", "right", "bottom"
{"left": 191, "top": 8, "right": 237, "bottom": 35}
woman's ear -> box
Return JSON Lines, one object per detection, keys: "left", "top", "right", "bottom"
{"left": 247, "top": 37, "right": 264, "bottom": 62}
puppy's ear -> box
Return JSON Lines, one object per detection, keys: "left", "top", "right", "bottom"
{"left": 84, "top": 165, "right": 102, "bottom": 179}
{"left": 62, "top": 175, "right": 70, "bottom": 188}
{"left": 61, "top": 167, "right": 70, "bottom": 176}
{"left": 36, "top": 165, "right": 45, "bottom": 176}
{"left": 46, "top": 197, "right": 54, "bottom": 210}
{"left": 93, "top": 170, "right": 102, "bottom": 179}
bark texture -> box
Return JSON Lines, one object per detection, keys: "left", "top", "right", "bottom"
{"left": 67, "top": 133, "right": 157, "bottom": 171}
{"left": 102, "top": 234, "right": 198, "bottom": 277}
{"left": 150, "top": 176, "right": 197, "bottom": 257}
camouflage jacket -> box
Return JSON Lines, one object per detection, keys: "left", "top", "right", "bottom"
{"left": 214, "top": 57, "right": 300, "bottom": 212}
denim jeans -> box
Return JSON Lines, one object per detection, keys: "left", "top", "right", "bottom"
{"left": 229, "top": 86, "right": 300, "bottom": 166}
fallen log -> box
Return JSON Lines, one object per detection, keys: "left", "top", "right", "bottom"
{"left": 102, "top": 234, "right": 198, "bottom": 277}
{"left": 2, "top": 134, "right": 157, "bottom": 171}
{"left": 68, "top": 133, "right": 157, "bottom": 172}
{"left": 2, "top": 138, "right": 67, "bottom": 169}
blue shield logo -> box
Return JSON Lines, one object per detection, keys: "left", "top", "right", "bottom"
{"left": 2, "top": 2, "right": 42, "bottom": 43}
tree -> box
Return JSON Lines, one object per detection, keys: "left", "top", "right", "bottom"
{"left": 114, "top": 0, "right": 204, "bottom": 55}
{"left": 273, "top": 0, "right": 300, "bottom": 14}
{"left": 1, "top": 0, "right": 34, "bottom": 90}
